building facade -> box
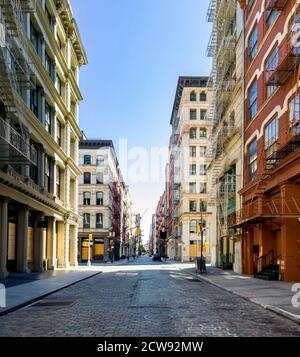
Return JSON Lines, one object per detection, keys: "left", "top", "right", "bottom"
{"left": 167, "top": 77, "right": 212, "bottom": 262}
{"left": 232, "top": 0, "right": 300, "bottom": 281}
{"left": 155, "top": 191, "right": 167, "bottom": 257}
{"left": 78, "top": 139, "right": 128, "bottom": 262}
{"left": 206, "top": 0, "right": 244, "bottom": 273}
{"left": 0, "top": 0, "right": 87, "bottom": 278}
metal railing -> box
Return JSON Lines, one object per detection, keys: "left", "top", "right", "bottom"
{"left": 0, "top": 116, "right": 36, "bottom": 164}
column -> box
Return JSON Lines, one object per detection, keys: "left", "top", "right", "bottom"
{"left": 0, "top": 198, "right": 8, "bottom": 278}
{"left": 37, "top": 145, "right": 45, "bottom": 189}
{"left": 64, "top": 222, "right": 70, "bottom": 269}
{"left": 47, "top": 217, "right": 57, "bottom": 270}
{"left": 56, "top": 221, "right": 65, "bottom": 268}
{"left": 16, "top": 206, "right": 29, "bottom": 273}
{"left": 33, "top": 214, "right": 44, "bottom": 272}
{"left": 69, "top": 225, "right": 78, "bottom": 267}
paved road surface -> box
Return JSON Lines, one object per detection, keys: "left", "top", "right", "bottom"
{"left": 0, "top": 257, "right": 299, "bottom": 337}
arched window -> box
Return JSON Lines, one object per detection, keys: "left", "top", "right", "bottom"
{"left": 190, "top": 220, "right": 197, "bottom": 233}
{"left": 96, "top": 191, "right": 104, "bottom": 205}
{"left": 190, "top": 91, "right": 197, "bottom": 102}
{"left": 200, "top": 92, "right": 207, "bottom": 102}
{"left": 83, "top": 192, "right": 91, "bottom": 205}
{"left": 190, "top": 128, "right": 197, "bottom": 139}
{"left": 83, "top": 213, "right": 90, "bottom": 229}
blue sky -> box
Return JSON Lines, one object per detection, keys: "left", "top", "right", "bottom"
{"left": 71, "top": 0, "right": 212, "bottom": 241}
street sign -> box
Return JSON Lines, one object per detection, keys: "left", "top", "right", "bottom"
{"left": 88, "top": 234, "right": 93, "bottom": 242}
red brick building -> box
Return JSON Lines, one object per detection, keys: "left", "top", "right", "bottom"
{"left": 232, "top": 0, "right": 300, "bottom": 281}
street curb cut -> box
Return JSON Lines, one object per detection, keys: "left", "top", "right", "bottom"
{"left": 179, "top": 268, "right": 300, "bottom": 326}
{"left": 0, "top": 271, "right": 102, "bottom": 317}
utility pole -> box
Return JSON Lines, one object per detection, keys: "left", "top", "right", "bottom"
{"left": 200, "top": 200, "right": 204, "bottom": 274}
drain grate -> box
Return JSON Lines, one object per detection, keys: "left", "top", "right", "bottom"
{"left": 32, "top": 301, "right": 74, "bottom": 307}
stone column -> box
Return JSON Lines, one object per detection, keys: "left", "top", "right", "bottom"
{"left": 33, "top": 214, "right": 45, "bottom": 272}
{"left": 16, "top": 206, "right": 29, "bottom": 273}
{"left": 64, "top": 222, "right": 70, "bottom": 269}
{"left": 69, "top": 225, "right": 78, "bottom": 267}
{"left": 0, "top": 197, "right": 8, "bottom": 278}
{"left": 47, "top": 217, "right": 57, "bottom": 270}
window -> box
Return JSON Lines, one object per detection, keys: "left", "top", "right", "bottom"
{"left": 190, "top": 220, "right": 197, "bottom": 233}
{"left": 96, "top": 213, "right": 103, "bottom": 229}
{"left": 96, "top": 172, "right": 104, "bottom": 184}
{"left": 56, "top": 120, "right": 62, "bottom": 146}
{"left": 83, "top": 192, "right": 91, "bottom": 205}
{"left": 84, "top": 172, "right": 91, "bottom": 184}
{"left": 199, "top": 146, "right": 206, "bottom": 157}
{"left": 190, "top": 201, "right": 197, "bottom": 212}
{"left": 249, "top": 25, "right": 258, "bottom": 61}
{"left": 44, "top": 155, "right": 51, "bottom": 193}
{"left": 56, "top": 76, "right": 62, "bottom": 96}
{"left": 56, "top": 166, "right": 61, "bottom": 199}
{"left": 266, "top": 47, "right": 278, "bottom": 97}
{"left": 30, "top": 88, "right": 39, "bottom": 118}
{"left": 265, "top": 117, "right": 278, "bottom": 159}
{"left": 200, "top": 110, "right": 207, "bottom": 120}
{"left": 190, "top": 128, "right": 197, "bottom": 139}
{"left": 200, "top": 182, "right": 207, "bottom": 194}
{"left": 96, "top": 191, "right": 104, "bottom": 205}
{"left": 190, "top": 109, "right": 197, "bottom": 120}
{"left": 83, "top": 213, "right": 90, "bottom": 229}
{"left": 190, "top": 91, "right": 197, "bottom": 101}
{"left": 289, "top": 94, "right": 300, "bottom": 126}
{"left": 249, "top": 80, "right": 258, "bottom": 120}
{"left": 200, "top": 92, "right": 207, "bottom": 101}
{"left": 84, "top": 155, "right": 91, "bottom": 165}
{"left": 249, "top": 139, "right": 257, "bottom": 181}
{"left": 96, "top": 155, "right": 105, "bottom": 166}
{"left": 45, "top": 52, "right": 54, "bottom": 80}
{"left": 189, "top": 182, "right": 196, "bottom": 193}
{"left": 45, "top": 102, "right": 52, "bottom": 134}
{"left": 30, "top": 22, "right": 40, "bottom": 54}
{"left": 266, "top": 9, "right": 278, "bottom": 30}
{"left": 190, "top": 164, "right": 196, "bottom": 176}
{"left": 200, "top": 128, "right": 207, "bottom": 138}
{"left": 200, "top": 200, "right": 207, "bottom": 212}
{"left": 190, "top": 146, "right": 196, "bottom": 158}
{"left": 200, "top": 164, "right": 207, "bottom": 175}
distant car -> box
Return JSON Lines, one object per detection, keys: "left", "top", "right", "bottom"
{"left": 152, "top": 254, "right": 162, "bottom": 261}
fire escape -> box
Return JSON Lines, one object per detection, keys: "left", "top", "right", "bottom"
{"left": 206, "top": 0, "right": 238, "bottom": 239}
{"left": 0, "top": 0, "right": 37, "bottom": 166}
{"left": 228, "top": 4, "right": 300, "bottom": 228}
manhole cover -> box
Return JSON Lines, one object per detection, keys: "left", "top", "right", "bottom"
{"left": 32, "top": 301, "right": 74, "bottom": 307}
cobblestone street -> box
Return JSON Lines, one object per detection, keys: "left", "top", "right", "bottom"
{"left": 0, "top": 257, "right": 300, "bottom": 337}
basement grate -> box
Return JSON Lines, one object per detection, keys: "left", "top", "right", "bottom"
{"left": 32, "top": 301, "right": 74, "bottom": 307}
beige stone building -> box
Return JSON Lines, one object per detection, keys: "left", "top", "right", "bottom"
{"left": 78, "top": 139, "right": 128, "bottom": 262}
{"left": 206, "top": 0, "right": 243, "bottom": 272}
{"left": 0, "top": 0, "right": 87, "bottom": 277}
{"left": 167, "top": 77, "right": 212, "bottom": 262}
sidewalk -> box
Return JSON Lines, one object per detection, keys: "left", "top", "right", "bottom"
{"left": 0, "top": 270, "right": 101, "bottom": 316}
{"left": 178, "top": 264, "right": 300, "bottom": 325}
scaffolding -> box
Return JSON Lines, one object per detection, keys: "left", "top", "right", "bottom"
{"left": 0, "top": 0, "right": 36, "bottom": 165}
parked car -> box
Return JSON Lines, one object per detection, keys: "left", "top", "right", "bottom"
{"left": 152, "top": 254, "right": 162, "bottom": 261}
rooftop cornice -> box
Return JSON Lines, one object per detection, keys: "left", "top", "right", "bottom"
{"left": 55, "top": 0, "right": 88, "bottom": 66}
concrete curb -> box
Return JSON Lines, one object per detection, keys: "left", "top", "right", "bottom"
{"left": 179, "top": 268, "right": 300, "bottom": 326}
{"left": 0, "top": 271, "right": 102, "bottom": 317}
